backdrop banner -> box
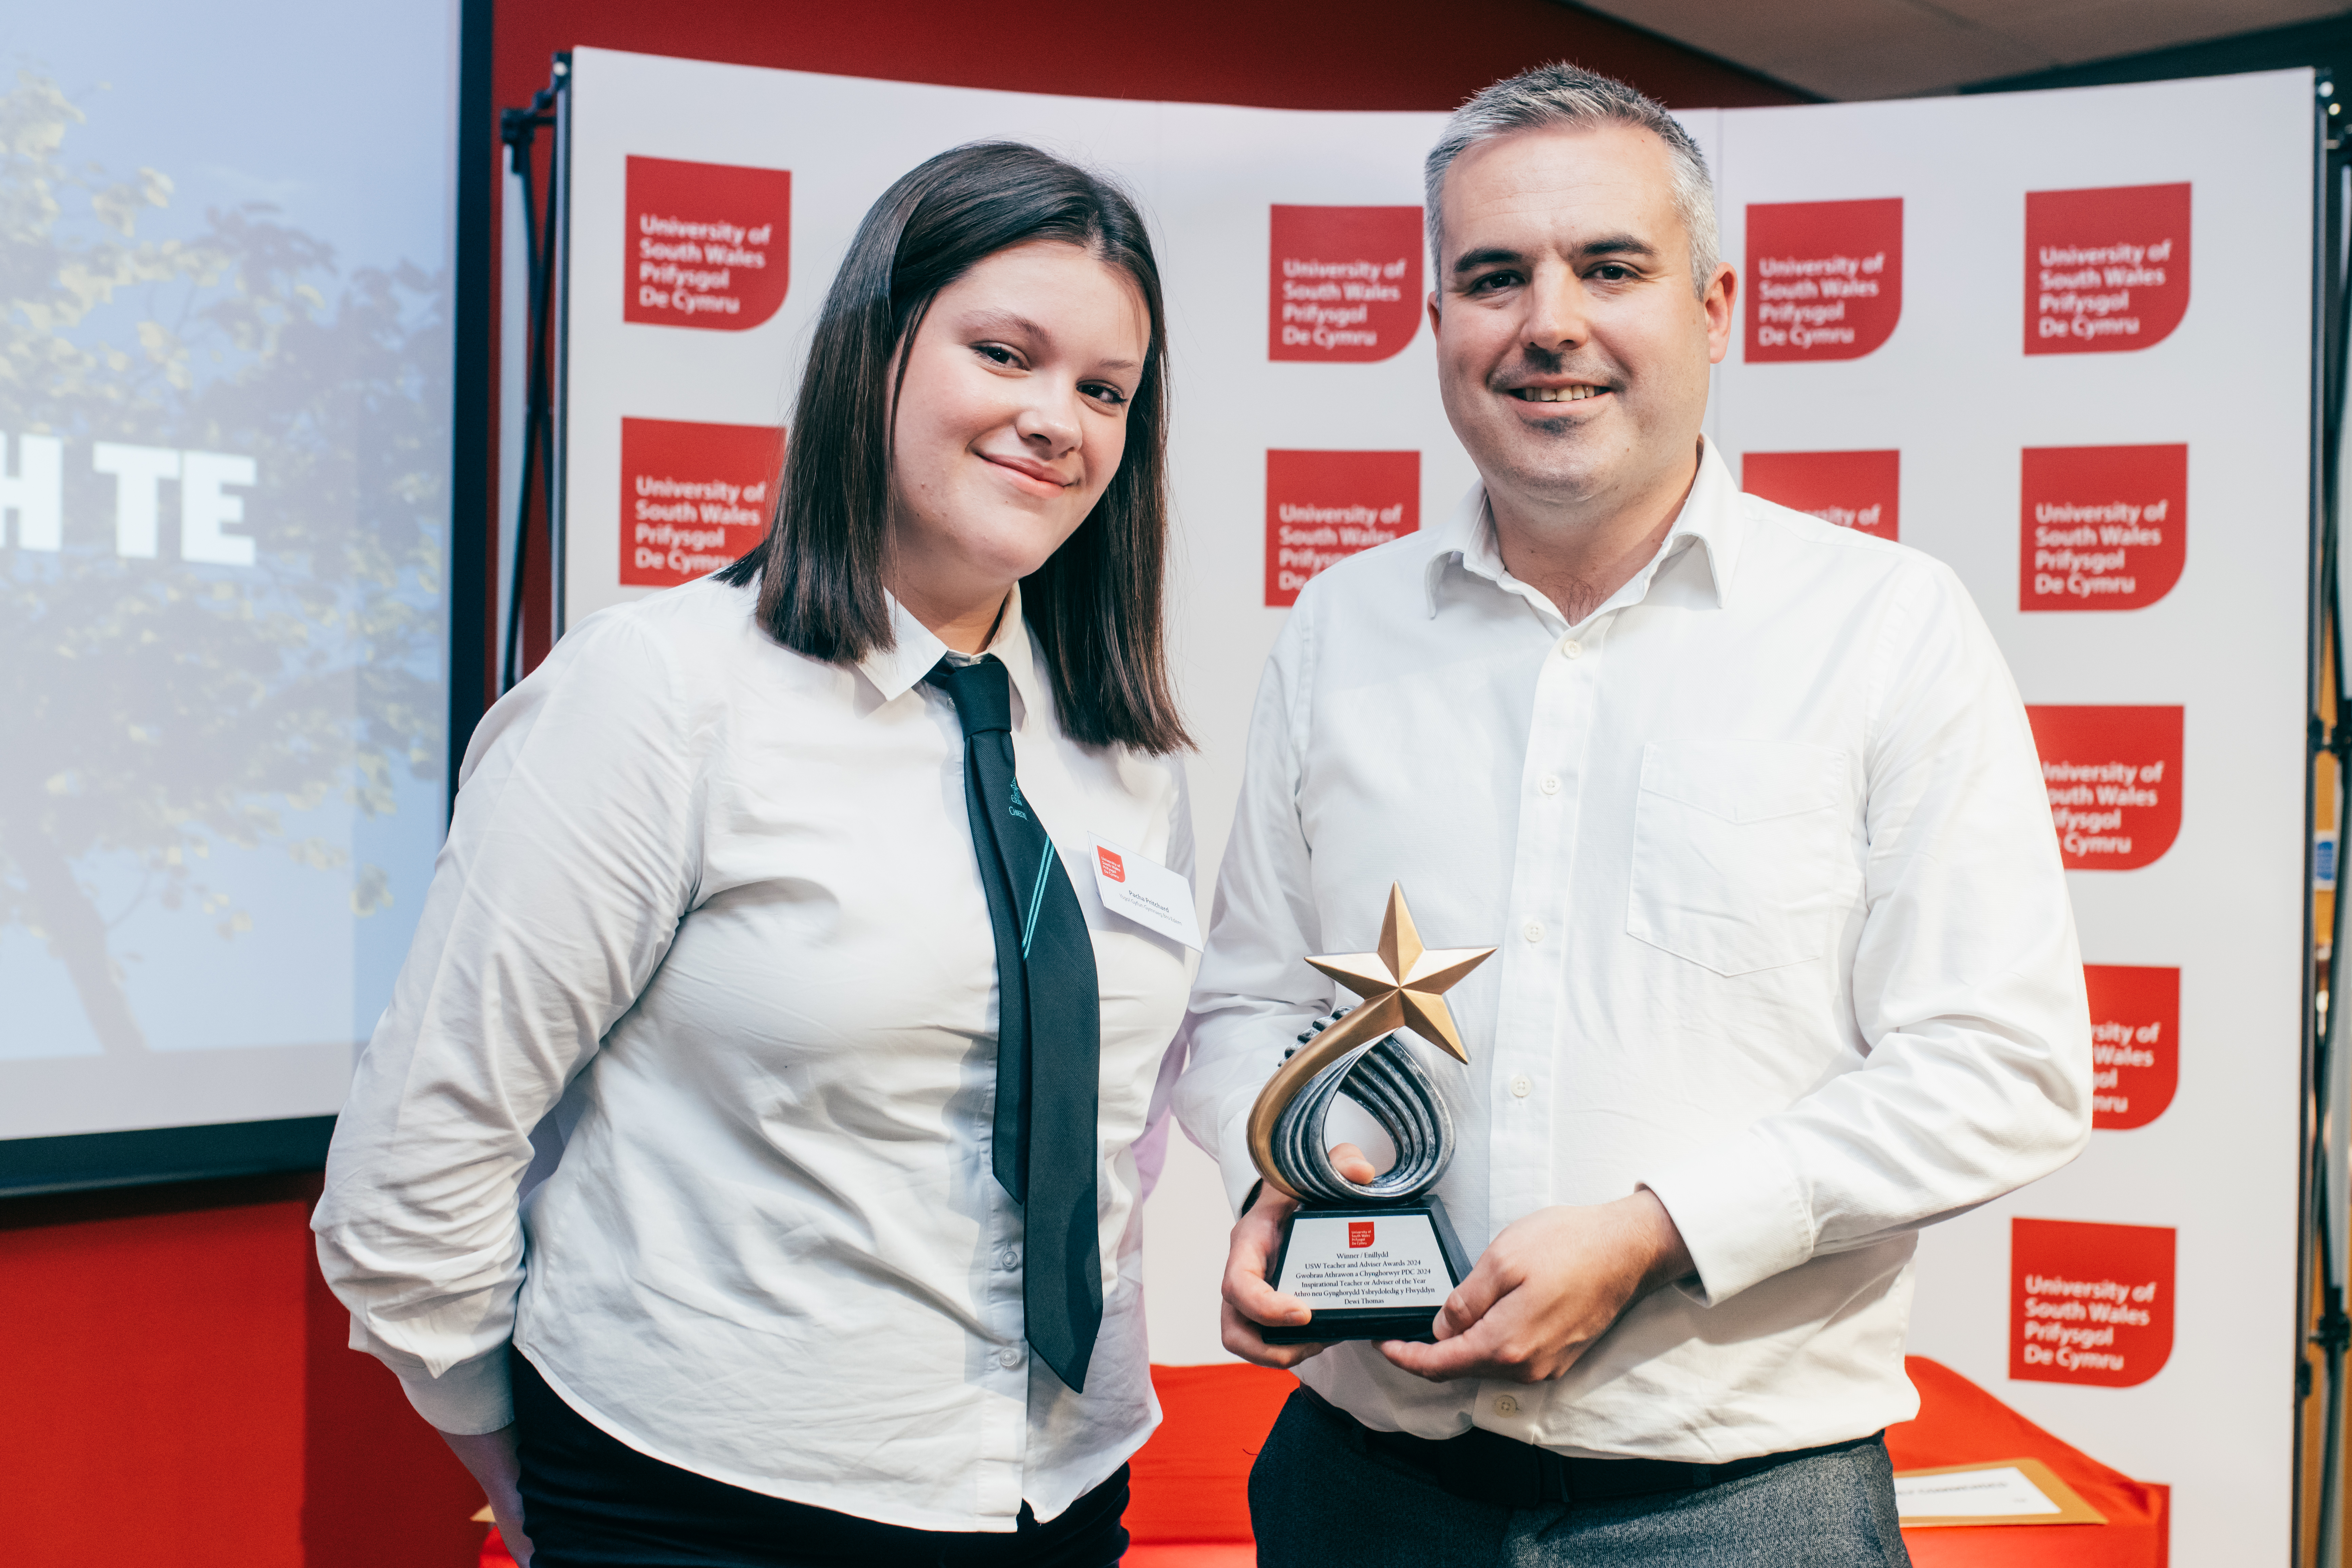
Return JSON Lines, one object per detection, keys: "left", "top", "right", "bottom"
{"left": 554, "top": 50, "right": 2314, "bottom": 1564}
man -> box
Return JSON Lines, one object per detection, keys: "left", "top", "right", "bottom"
{"left": 1174, "top": 64, "right": 2090, "bottom": 1566}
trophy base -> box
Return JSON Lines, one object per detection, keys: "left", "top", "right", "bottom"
{"left": 1262, "top": 1194, "right": 1473, "bottom": 1344}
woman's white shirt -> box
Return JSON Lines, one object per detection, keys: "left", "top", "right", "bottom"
{"left": 313, "top": 576, "right": 1195, "bottom": 1532}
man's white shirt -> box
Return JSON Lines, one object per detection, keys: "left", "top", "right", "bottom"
{"left": 1176, "top": 438, "right": 2092, "bottom": 1461}
{"left": 314, "top": 576, "right": 1195, "bottom": 1532}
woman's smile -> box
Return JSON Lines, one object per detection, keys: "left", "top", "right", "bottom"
{"left": 981, "top": 448, "right": 1075, "bottom": 496}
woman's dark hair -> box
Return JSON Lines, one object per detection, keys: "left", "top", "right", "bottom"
{"left": 720, "top": 141, "right": 1190, "bottom": 754}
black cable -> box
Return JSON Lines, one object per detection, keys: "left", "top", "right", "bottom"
{"left": 501, "top": 113, "right": 537, "bottom": 694}
{"left": 2311, "top": 74, "right": 2351, "bottom": 1568}
{"left": 499, "top": 58, "right": 569, "bottom": 694}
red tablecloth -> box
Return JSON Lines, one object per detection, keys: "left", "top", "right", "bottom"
{"left": 1124, "top": 1357, "right": 2166, "bottom": 1567}
{"left": 1124, "top": 1363, "right": 1299, "bottom": 1565}
{"left": 1886, "top": 1356, "right": 2168, "bottom": 1567}
{"left": 480, "top": 1354, "right": 2165, "bottom": 1566}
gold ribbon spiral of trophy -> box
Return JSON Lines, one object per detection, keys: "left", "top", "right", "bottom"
{"left": 1250, "top": 884, "right": 1494, "bottom": 1343}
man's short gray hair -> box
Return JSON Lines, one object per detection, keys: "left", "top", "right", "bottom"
{"left": 1424, "top": 63, "right": 1720, "bottom": 298}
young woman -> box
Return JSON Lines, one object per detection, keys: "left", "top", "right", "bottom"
{"left": 315, "top": 143, "right": 1194, "bottom": 1568}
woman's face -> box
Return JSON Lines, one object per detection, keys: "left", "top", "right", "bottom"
{"left": 887, "top": 240, "right": 1150, "bottom": 622}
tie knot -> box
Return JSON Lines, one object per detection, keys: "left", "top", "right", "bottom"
{"left": 928, "top": 655, "right": 1014, "bottom": 735}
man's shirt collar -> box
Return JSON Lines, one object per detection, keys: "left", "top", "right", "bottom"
{"left": 1422, "top": 436, "right": 1746, "bottom": 622}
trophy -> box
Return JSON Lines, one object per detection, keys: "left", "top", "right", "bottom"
{"left": 1249, "top": 884, "right": 1494, "bottom": 1343}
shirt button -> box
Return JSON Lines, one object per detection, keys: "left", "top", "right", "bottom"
{"left": 1494, "top": 1395, "right": 1520, "bottom": 1415}
{"left": 1510, "top": 1075, "right": 1533, "bottom": 1099}
{"left": 1560, "top": 640, "right": 1583, "bottom": 659}
{"left": 996, "top": 1346, "right": 1024, "bottom": 1369}
{"left": 997, "top": 1248, "right": 1020, "bottom": 1271}
{"left": 1522, "top": 920, "right": 1545, "bottom": 943}
{"left": 1539, "top": 774, "right": 1561, "bottom": 796}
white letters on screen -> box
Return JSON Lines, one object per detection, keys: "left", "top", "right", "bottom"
{"left": 92, "top": 442, "right": 182, "bottom": 558}
{"left": 0, "top": 432, "right": 64, "bottom": 551}
{"left": 178, "top": 451, "right": 258, "bottom": 566}
{"left": 0, "top": 435, "right": 258, "bottom": 564}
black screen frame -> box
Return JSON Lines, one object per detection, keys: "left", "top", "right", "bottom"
{"left": 0, "top": 1116, "right": 338, "bottom": 1199}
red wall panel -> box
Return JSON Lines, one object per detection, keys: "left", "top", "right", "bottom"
{"left": 0, "top": 1176, "right": 481, "bottom": 1568}
{"left": 493, "top": 0, "right": 1804, "bottom": 115}
{"left": 301, "top": 1202, "right": 488, "bottom": 1568}
{"left": 0, "top": 1182, "right": 310, "bottom": 1566}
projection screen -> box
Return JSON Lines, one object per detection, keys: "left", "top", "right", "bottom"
{"left": 0, "top": 0, "right": 460, "bottom": 1186}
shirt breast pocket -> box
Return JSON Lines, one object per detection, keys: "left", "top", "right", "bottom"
{"left": 1625, "top": 740, "right": 1849, "bottom": 977}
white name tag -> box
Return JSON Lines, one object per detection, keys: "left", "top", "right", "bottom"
{"left": 1087, "top": 835, "right": 1201, "bottom": 949}
{"left": 1893, "top": 1466, "right": 2064, "bottom": 1519}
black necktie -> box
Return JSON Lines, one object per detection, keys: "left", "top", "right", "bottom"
{"left": 928, "top": 655, "right": 1103, "bottom": 1391}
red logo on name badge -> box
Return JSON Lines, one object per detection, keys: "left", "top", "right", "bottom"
{"left": 1269, "top": 206, "right": 1423, "bottom": 363}
{"left": 2084, "top": 964, "right": 2179, "bottom": 1132}
{"left": 1347, "top": 1222, "right": 1375, "bottom": 1248}
{"left": 1745, "top": 199, "right": 1902, "bottom": 363}
{"left": 618, "top": 418, "right": 783, "bottom": 588}
{"left": 1741, "top": 450, "right": 1900, "bottom": 542}
{"left": 2020, "top": 445, "right": 2186, "bottom": 612}
{"left": 2025, "top": 183, "right": 2190, "bottom": 356}
{"left": 2011, "top": 1218, "right": 2175, "bottom": 1387}
{"left": 624, "top": 156, "right": 792, "bottom": 331}
{"left": 1265, "top": 450, "right": 1418, "bottom": 608}
{"left": 1097, "top": 847, "right": 1125, "bottom": 882}
{"left": 2024, "top": 706, "right": 2183, "bottom": 873}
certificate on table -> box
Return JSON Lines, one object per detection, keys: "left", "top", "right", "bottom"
{"left": 1894, "top": 1458, "right": 2109, "bottom": 1528}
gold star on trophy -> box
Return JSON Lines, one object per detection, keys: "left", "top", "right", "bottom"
{"left": 1246, "top": 883, "right": 1496, "bottom": 1199}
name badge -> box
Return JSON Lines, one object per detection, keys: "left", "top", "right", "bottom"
{"left": 1087, "top": 835, "right": 1202, "bottom": 950}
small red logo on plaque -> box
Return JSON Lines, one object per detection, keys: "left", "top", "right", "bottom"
{"left": 1347, "top": 1221, "right": 1375, "bottom": 1248}
{"left": 1097, "top": 848, "right": 1125, "bottom": 882}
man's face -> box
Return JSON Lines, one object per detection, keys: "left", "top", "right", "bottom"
{"left": 1429, "top": 123, "right": 1734, "bottom": 519}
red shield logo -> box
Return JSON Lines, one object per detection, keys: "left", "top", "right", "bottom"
{"left": 2025, "top": 183, "right": 2190, "bottom": 355}
{"left": 1347, "top": 1222, "right": 1375, "bottom": 1249}
{"left": 2084, "top": 965, "right": 2179, "bottom": 1132}
{"left": 1741, "top": 450, "right": 1900, "bottom": 542}
{"left": 2024, "top": 706, "right": 2184, "bottom": 872}
{"left": 1745, "top": 199, "right": 1902, "bottom": 363}
{"left": 2019, "top": 445, "right": 2187, "bottom": 613}
{"left": 1269, "top": 206, "right": 1423, "bottom": 363}
{"left": 618, "top": 418, "right": 783, "bottom": 589}
{"left": 624, "top": 156, "right": 792, "bottom": 332}
{"left": 2011, "top": 1218, "right": 2174, "bottom": 1387}
{"left": 1264, "top": 450, "right": 1418, "bottom": 608}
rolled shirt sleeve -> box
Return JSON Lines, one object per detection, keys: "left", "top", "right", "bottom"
{"left": 1642, "top": 559, "right": 2093, "bottom": 1304}
{"left": 313, "top": 612, "right": 704, "bottom": 1433}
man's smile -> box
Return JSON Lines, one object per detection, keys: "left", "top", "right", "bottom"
{"left": 1509, "top": 384, "right": 1607, "bottom": 404}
